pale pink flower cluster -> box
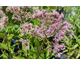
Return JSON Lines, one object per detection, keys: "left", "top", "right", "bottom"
{"left": 53, "top": 43, "right": 65, "bottom": 57}
{"left": 34, "top": 24, "right": 46, "bottom": 38}
{"left": 20, "top": 39, "right": 29, "bottom": 50}
{"left": 6, "top": 6, "right": 32, "bottom": 22}
{"left": 0, "top": 10, "right": 5, "bottom": 18}
{"left": 33, "top": 7, "right": 40, "bottom": 13}
{"left": 20, "top": 22, "right": 34, "bottom": 36}
{"left": 0, "top": 9, "right": 8, "bottom": 29}
{"left": 33, "top": 9, "right": 73, "bottom": 40}
{"left": 32, "top": 9, "right": 74, "bottom": 57}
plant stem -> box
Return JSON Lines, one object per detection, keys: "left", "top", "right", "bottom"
{"left": 36, "top": 37, "right": 46, "bottom": 59}
{"left": 27, "top": 50, "right": 28, "bottom": 59}
{"left": 4, "top": 30, "right": 10, "bottom": 59}
{"left": 8, "top": 47, "right": 10, "bottom": 59}
{"left": 8, "top": 32, "right": 11, "bottom": 59}
{"left": 36, "top": 49, "right": 42, "bottom": 59}
{"left": 24, "top": 34, "right": 29, "bottom": 59}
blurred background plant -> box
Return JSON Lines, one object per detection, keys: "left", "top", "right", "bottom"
{"left": 62, "top": 6, "right": 80, "bottom": 59}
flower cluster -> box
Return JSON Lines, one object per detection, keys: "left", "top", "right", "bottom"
{"left": 6, "top": 6, "right": 32, "bottom": 22}
{"left": 53, "top": 43, "right": 65, "bottom": 57}
{"left": 33, "top": 7, "right": 40, "bottom": 13}
{"left": 20, "top": 39, "right": 29, "bottom": 50}
{"left": 32, "top": 9, "right": 74, "bottom": 57}
{"left": 33, "top": 9, "right": 74, "bottom": 39}
{"left": 20, "top": 22, "right": 34, "bottom": 36}
{"left": 0, "top": 8, "right": 8, "bottom": 29}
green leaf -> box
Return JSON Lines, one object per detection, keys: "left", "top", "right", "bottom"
{"left": 74, "top": 44, "right": 78, "bottom": 49}
{"left": 46, "top": 50, "right": 49, "bottom": 58}
{"left": 7, "top": 34, "right": 14, "bottom": 40}
{"left": 68, "top": 51, "right": 75, "bottom": 57}
{"left": 0, "top": 33, "right": 5, "bottom": 38}
{"left": 9, "top": 48, "right": 14, "bottom": 54}
{"left": 67, "top": 44, "right": 78, "bottom": 50}
{"left": 22, "top": 45, "right": 27, "bottom": 57}
{"left": 46, "top": 42, "right": 50, "bottom": 58}
{"left": 13, "top": 56, "right": 26, "bottom": 59}
{"left": 63, "top": 50, "right": 68, "bottom": 53}
{"left": 18, "top": 50, "right": 24, "bottom": 53}
{"left": 74, "top": 35, "right": 80, "bottom": 45}
{"left": 0, "top": 43, "right": 8, "bottom": 50}
{"left": 76, "top": 53, "right": 80, "bottom": 59}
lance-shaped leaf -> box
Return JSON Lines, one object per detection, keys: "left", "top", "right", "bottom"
{"left": 0, "top": 43, "right": 8, "bottom": 50}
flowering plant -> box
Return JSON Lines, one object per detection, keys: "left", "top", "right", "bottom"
{"left": 0, "top": 6, "right": 75, "bottom": 59}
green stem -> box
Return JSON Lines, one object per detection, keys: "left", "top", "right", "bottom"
{"left": 36, "top": 37, "right": 46, "bottom": 59}
{"left": 7, "top": 32, "right": 11, "bottom": 59}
